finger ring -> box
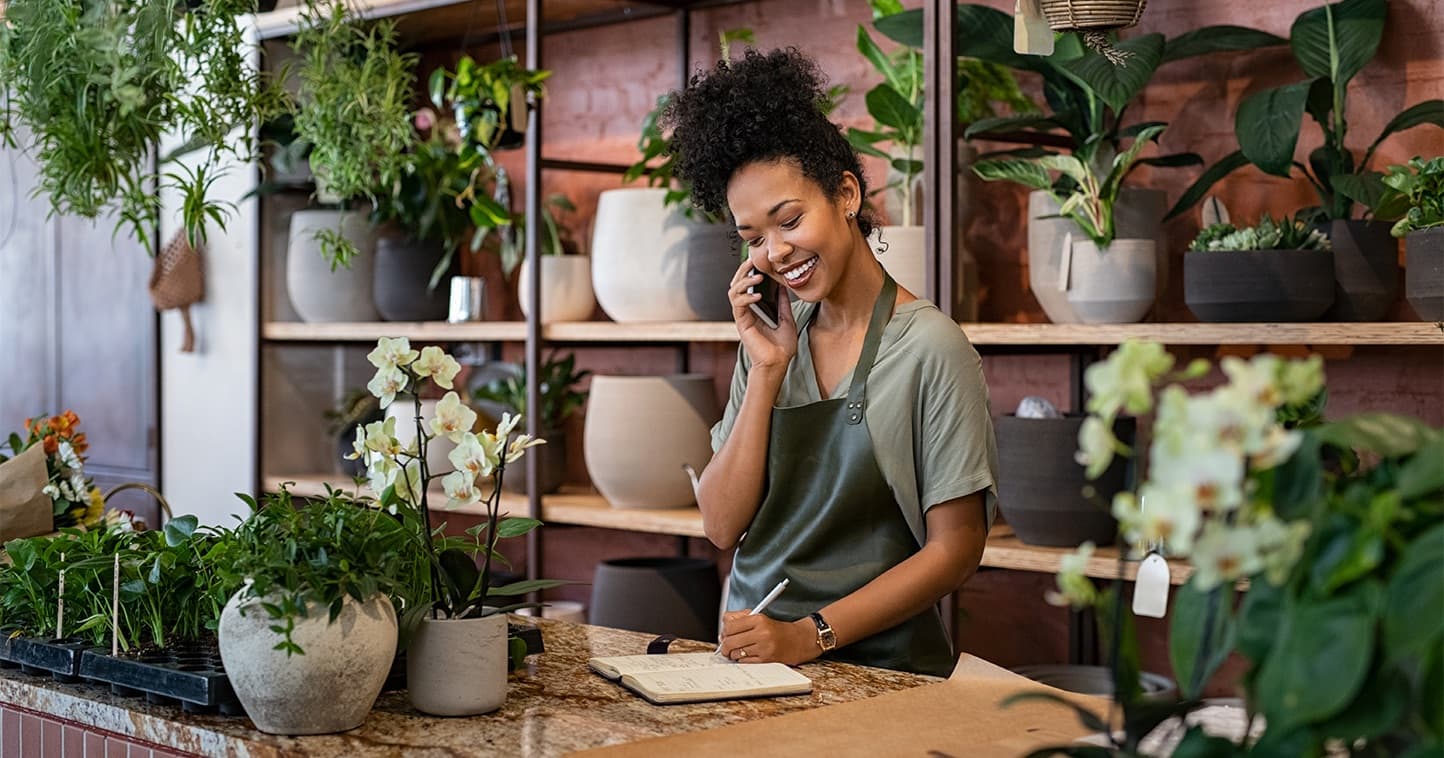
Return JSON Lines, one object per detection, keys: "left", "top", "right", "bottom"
{"left": 738, "top": 650, "right": 747, "bottom": 659}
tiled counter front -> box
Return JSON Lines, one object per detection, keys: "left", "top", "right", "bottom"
{"left": 0, "top": 619, "right": 934, "bottom": 757}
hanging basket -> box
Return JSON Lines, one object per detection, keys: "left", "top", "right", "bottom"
{"left": 1038, "top": 0, "right": 1147, "bottom": 63}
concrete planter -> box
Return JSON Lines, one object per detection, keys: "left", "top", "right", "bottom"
{"left": 1184, "top": 248, "right": 1335, "bottom": 322}
{"left": 589, "top": 557, "right": 720, "bottom": 641}
{"left": 374, "top": 236, "right": 453, "bottom": 322}
{"left": 873, "top": 225, "right": 925, "bottom": 297}
{"left": 218, "top": 591, "right": 396, "bottom": 735}
{"left": 519, "top": 256, "right": 596, "bottom": 323}
{"left": 407, "top": 614, "right": 508, "bottom": 717}
{"left": 1324, "top": 219, "right": 1400, "bottom": 321}
{"left": 1406, "top": 227, "right": 1444, "bottom": 320}
{"left": 286, "top": 210, "right": 379, "bottom": 323}
{"left": 1063, "top": 238, "right": 1157, "bottom": 324}
{"left": 1027, "top": 189, "right": 1165, "bottom": 324}
{"left": 584, "top": 375, "right": 718, "bottom": 509}
{"left": 995, "top": 414, "right": 1134, "bottom": 548}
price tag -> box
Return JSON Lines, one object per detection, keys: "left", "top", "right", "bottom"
{"left": 1132, "top": 552, "right": 1170, "bottom": 618}
{"left": 1014, "top": 0, "right": 1055, "bottom": 56}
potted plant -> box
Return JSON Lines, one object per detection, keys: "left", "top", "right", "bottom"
{"left": 0, "top": 0, "right": 287, "bottom": 251}
{"left": 283, "top": 3, "right": 418, "bottom": 322}
{"left": 973, "top": 125, "right": 1168, "bottom": 323}
{"left": 514, "top": 194, "right": 596, "bottom": 323}
{"left": 216, "top": 487, "right": 414, "bottom": 735}
{"left": 348, "top": 337, "right": 566, "bottom": 716}
{"left": 470, "top": 352, "right": 591, "bottom": 495}
{"left": 1184, "top": 211, "right": 1336, "bottom": 322}
{"left": 322, "top": 389, "right": 382, "bottom": 478}
{"left": 429, "top": 55, "right": 550, "bottom": 155}
{"left": 1382, "top": 157, "right": 1444, "bottom": 320}
{"left": 1170, "top": 0, "right": 1444, "bottom": 321}
{"left": 1029, "top": 342, "right": 1442, "bottom": 756}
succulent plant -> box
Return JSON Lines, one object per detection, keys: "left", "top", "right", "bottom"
{"left": 1188, "top": 213, "right": 1332, "bottom": 252}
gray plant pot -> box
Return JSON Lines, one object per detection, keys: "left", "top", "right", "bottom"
{"left": 1011, "top": 664, "right": 1176, "bottom": 701}
{"left": 1184, "top": 248, "right": 1335, "bottom": 322}
{"left": 1323, "top": 219, "right": 1400, "bottom": 321}
{"left": 1406, "top": 227, "right": 1444, "bottom": 321}
{"left": 502, "top": 428, "right": 566, "bottom": 495}
{"left": 589, "top": 557, "right": 721, "bottom": 642}
{"left": 374, "top": 236, "right": 453, "bottom": 322}
{"left": 995, "top": 414, "right": 1134, "bottom": 548}
{"left": 1028, "top": 188, "right": 1166, "bottom": 324}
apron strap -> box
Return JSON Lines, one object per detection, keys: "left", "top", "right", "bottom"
{"left": 844, "top": 273, "right": 896, "bottom": 425}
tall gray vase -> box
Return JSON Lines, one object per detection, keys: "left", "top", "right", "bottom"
{"left": 589, "top": 557, "right": 721, "bottom": 642}
{"left": 374, "top": 236, "right": 453, "bottom": 322}
{"left": 1324, "top": 219, "right": 1399, "bottom": 321}
{"left": 1406, "top": 227, "right": 1444, "bottom": 320}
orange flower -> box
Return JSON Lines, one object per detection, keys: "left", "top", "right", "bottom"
{"left": 70, "top": 432, "right": 89, "bottom": 455}
{"left": 62, "top": 410, "right": 79, "bottom": 426}
{"left": 42, "top": 434, "right": 58, "bottom": 455}
{"left": 51, "top": 414, "right": 72, "bottom": 435}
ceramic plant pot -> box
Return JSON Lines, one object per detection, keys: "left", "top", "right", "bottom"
{"left": 286, "top": 210, "right": 379, "bottom": 323}
{"left": 407, "top": 613, "right": 508, "bottom": 716}
{"left": 518, "top": 256, "right": 597, "bottom": 323}
{"left": 1405, "top": 227, "right": 1444, "bottom": 320}
{"left": 1184, "top": 248, "right": 1335, "bottom": 322}
{"left": 873, "top": 225, "right": 926, "bottom": 297}
{"left": 219, "top": 591, "right": 396, "bottom": 735}
{"left": 589, "top": 557, "right": 721, "bottom": 641}
{"left": 584, "top": 375, "right": 718, "bottom": 509}
{"left": 1063, "top": 237, "right": 1157, "bottom": 324}
{"left": 502, "top": 427, "right": 566, "bottom": 495}
{"left": 373, "top": 236, "right": 454, "bottom": 322}
{"left": 1324, "top": 219, "right": 1400, "bottom": 321}
{"left": 994, "top": 414, "right": 1134, "bottom": 547}
{"left": 591, "top": 188, "right": 735, "bottom": 322}
{"left": 1027, "top": 189, "right": 1165, "bottom": 324}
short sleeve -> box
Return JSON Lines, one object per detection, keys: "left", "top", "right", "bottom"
{"left": 710, "top": 344, "right": 750, "bottom": 452}
{"left": 915, "top": 331, "right": 999, "bottom": 528}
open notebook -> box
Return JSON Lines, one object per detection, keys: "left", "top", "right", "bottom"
{"left": 589, "top": 652, "right": 813, "bottom": 705}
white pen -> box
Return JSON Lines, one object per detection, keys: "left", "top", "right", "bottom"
{"left": 715, "top": 577, "right": 790, "bottom": 655}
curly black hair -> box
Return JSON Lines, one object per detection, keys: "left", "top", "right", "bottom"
{"left": 661, "top": 47, "right": 876, "bottom": 238}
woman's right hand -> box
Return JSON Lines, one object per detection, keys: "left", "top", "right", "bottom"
{"left": 729, "top": 259, "right": 798, "bottom": 371}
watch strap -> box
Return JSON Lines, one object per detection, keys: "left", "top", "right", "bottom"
{"left": 809, "top": 612, "right": 837, "bottom": 652}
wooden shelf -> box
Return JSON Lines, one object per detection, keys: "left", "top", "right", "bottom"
{"left": 263, "top": 320, "right": 1444, "bottom": 346}
{"left": 262, "top": 475, "right": 1197, "bottom": 582}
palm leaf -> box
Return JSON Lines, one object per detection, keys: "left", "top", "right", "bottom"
{"left": 1290, "top": 0, "right": 1386, "bottom": 89}
{"left": 1236, "top": 81, "right": 1313, "bottom": 178}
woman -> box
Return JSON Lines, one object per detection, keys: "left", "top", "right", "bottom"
{"left": 671, "top": 48, "right": 999, "bottom": 678}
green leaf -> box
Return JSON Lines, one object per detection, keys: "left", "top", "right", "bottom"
{"left": 963, "top": 113, "right": 1063, "bottom": 140}
{"left": 508, "top": 635, "right": 528, "bottom": 670}
{"left": 869, "top": 0, "right": 905, "bottom": 19}
{"left": 1104, "top": 123, "right": 1167, "bottom": 196}
{"left": 1384, "top": 523, "right": 1444, "bottom": 663}
{"left": 1290, "top": 0, "right": 1387, "bottom": 89}
{"left": 1332, "top": 171, "right": 1406, "bottom": 219}
{"left": 890, "top": 158, "right": 923, "bottom": 176}
{"left": 496, "top": 517, "right": 542, "bottom": 539}
{"left": 163, "top": 515, "right": 199, "bottom": 547}
{"left": 1396, "top": 435, "right": 1444, "bottom": 500}
{"left": 1060, "top": 34, "right": 1165, "bottom": 114}
{"left": 1038, "top": 154, "right": 1090, "bottom": 187}
{"left": 1365, "top": 99, "right": 1444, "bottom": 166}
{"left": 999, "top": 691, "right": 1108, "bottom": 733}
{"left": 857, "top": 27, "right": 901, "bottom": 95}
{"left": 428, "top": 68, "right": 447, "bottom": 109}
{"left": 1162, "top": 25, "right": 1288, "bottom": 63}
{"left": 1170, "top": 582, "right": 1237, "bottom": 700}
{"left": 864, "top": 84, "right": 918, "bottom": 132}
{"left": 1134, "top": 153, "right": 1204, "bottom": 169}
{"left": 1318, "top": 666, "right": 1410, "bottom": 742}
{"left": 1236, "top": 579, "right": 1285, "bottom": 662}
{"left": 1236, "top": 81, "right": 1314, "bottom": 178}
{"left": 972, "top": 158, "right": 1053, "bottom": 191}
{"left": 1254, "top": 595, "right": 1374, "bottom": 733}
{"left": 1170, "top": 726, "right": 1241, "bottom": 758}
{"left": 1316, "top": 413, "right": 1438, "bottom": 458}
{"left": 1309, "top": 517, "right": 1383, "bottom": 594}
{"left": 1166, "top": 150, "right": 1251, "bottom": 220}
{"left": 485, "top": 578, "right": 572, "bottom": 597}
{"left": 438, "top": 548, "right": 480, "bottom": 603}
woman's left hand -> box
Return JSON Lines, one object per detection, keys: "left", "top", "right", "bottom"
{"left": 718, "top": 611, "right": 818, "bottom": 665}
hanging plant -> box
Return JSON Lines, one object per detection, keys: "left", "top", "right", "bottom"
{"left": 0, "top": 0, "right": 288, "bottom": 249}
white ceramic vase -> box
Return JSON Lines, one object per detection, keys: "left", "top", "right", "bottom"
{"left": 1062, "top": 237, "right": 1157, "bottom": 324}
{"left": 385, "top": 399, "right": 462, "bottom": 479}
{"left": 584, "top": 375, "right": 719, "bottom": 509}
{"left": 519, "top": 256, "right": 597, "bottom": 323}
{"left": 873, "top": 225, "right": 926, "bottom": 298}
{"left": 218, "top": 591, "right": 396, "bottom": 735}
{"left": 590, "top": 188, "right": 736, "bottom": 322}
{"left": 1027, "top": 189, "right": 1165, "bottom": 324}
{"left": 407, "top": 613, "right": 508, "bottom": 716}
{"left": 286, "top": 209, "right": 380, "bottom": 323}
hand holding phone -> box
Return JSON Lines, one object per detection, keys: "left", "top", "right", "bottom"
{"left": 746, "top": 267, "right": 781, "bottom": 330}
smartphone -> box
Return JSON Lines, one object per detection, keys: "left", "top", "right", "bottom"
{"left": 746, "top": 267, "right": 781, "bottom": 329}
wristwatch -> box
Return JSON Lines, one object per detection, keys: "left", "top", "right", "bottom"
{"left": 809, "top": 612, "right": 837, "bottom": 652}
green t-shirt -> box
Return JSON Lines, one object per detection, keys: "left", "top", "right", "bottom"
{"left": 710, "top": 299, "right": 999, "bottom": 544}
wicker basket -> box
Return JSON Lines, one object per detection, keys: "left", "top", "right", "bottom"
{"left": 1039, "top": 0, "right": 1147, "bottom": 31}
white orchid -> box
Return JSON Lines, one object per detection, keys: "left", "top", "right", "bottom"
{"left": 496, "top": 412, "right": 523, "bottom": 440}
{"left": 57, "top": 440, "right": 81, "bottom": 470}
{"left": 346, "top": 425, "right": 367, "bottom": 461}
{"left": 1046, "top": 542, "right": 1099, "bottom": 608}
{"left": 1084, "top": 341, "right": 1175, "bottom": 420}
{"left": 506, "top": 434, "right": 546, "bottom": 463}
{"left": 449, "top": 431, "right": 500, "bottom": 480}
{"left": 1250, "top": 425, "right": 1304, "bottom": 470}
{"left": 1075, "top": 416, "right": 1123, "bottom": 479}
{"left": 1114, "top": 484, "right": 1202, "bottom": 556}
{"left": 1148, "top": 442, "right": 1246, "bottom": 514}
{"left": 1277, "top": 354, "right": 1325, "bottom": 406}
{"left": 367, "top": 366, "right": 408, "bottom": 409}
{"left": 1222, "top": 354, "right": 1286, "bottom": 410}
{"left": 1190, "top": 520, "right": 1264, "bottom": 590}
{"left": 362, "top": 417, "right": 404, "bottom": 459}
{"left": 367, "top": 336, "right": 418, "bottom": 371}
{"left": 441, "top": 470, "right": 483, "bottom": 510}
{"left": 413, "top": 346, "right": 462, "bottom": 390}
{"left": 429, "top": 392, "right": 477, "bottom": 443}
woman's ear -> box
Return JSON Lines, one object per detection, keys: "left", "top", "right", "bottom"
{"left": 838, "top": 171, "right": 862, "bottom": 217}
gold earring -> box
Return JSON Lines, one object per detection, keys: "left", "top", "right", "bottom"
{"left": 846, "top": 210, "right": 856, "bottom": 219}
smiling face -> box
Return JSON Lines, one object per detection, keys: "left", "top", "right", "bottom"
{"left": 727, "top": 158, "right": 863, "bottom": 303}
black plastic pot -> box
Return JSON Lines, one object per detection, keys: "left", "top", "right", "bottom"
{"left": 1184, "top": 248, "right": 1334, "bottom": 322}
{"left": 1406, "top": 227, "right": 1444, "bottom": 321}
{"left": 374, "top": 236, "right": 454, "bottom": 322}
{"left": 1323, "top": 219, "right": 1400, "bottom": 321}
{"left": 501, "top": 428, "right": 566, "bottom": 495}
{"left": 995, "top": 414, "right": 1135, "bottom": 548}
{"left": 8, "top": 637, "right": 87, "bottom": 682}
{"left": 79, "top": 646, "right": 244, "bottom": 715}
{"left": 590, "top": 557, "right": 721, "bottom": 642}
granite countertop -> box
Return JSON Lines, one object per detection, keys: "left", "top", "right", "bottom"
{"left": 0, "top": 618, "right": 935, "bottom": 757}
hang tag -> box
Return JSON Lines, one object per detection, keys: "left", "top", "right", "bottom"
{"left": 1132, "top": 552, "right": 1170, "bottom": 618}
{"left": 1201, "top": 195, "right": 1231, "bottom": 227}
{"left": 1014, "top": 0, "right": 1055, "bottom": 56}
{"left": 1057, "top": 231, "right": 1074, "bottom": 293}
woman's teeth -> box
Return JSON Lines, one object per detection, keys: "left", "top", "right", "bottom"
{"left": 781, "top": 257, "right": 817, "bottom": 281}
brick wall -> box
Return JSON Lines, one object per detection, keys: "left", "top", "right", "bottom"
{"left": 0, "top": 703, "right": 186, "bottom": 758}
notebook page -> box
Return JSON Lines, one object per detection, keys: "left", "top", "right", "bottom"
{"left": 623, "top": 663, "right": 812, "bottom": 704}
{"left": 589, "top": 652, "right": 730, "bottom": 680}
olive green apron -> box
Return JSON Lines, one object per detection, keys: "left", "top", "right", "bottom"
{"left": 726, "top": 274, "right": 955, "bottom": 678}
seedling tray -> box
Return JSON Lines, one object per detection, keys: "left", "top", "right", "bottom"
{"left": 79, "top": 643, "right": 244, "bottom": 715}
{"left": 7, "top": 637, "right": 87, "bottom": 681}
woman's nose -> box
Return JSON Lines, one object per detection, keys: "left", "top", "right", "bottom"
{"left": 767, "top": 236, "right": 793, "bottom": 262}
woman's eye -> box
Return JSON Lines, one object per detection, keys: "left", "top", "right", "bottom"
{"left": 781, "top": 216, "right": 802, "bottom": 230}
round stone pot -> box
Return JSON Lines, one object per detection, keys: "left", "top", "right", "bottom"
{"left": 374, "top": 236, "right": 454, "bottom": 322}
{"left": 1323, "top": 219, "right": 1400, "bottom": 321}
{"left": 589, "top": 557, "right": 721, "bottom": 641}
{"left": 286, "top": 210, "right": 379, "bottom": 323}
{"left": 1406, "top": 227, "right": 1444, "bottom": 320}
{"left": 1028, "top": 189, "right": 1165, "bottom": 324}
{"left": 1184, "top": 248, "right": 1335, "bottom": 322}
{"left": 873, "top": 225, "right": 925, "bottom": 297}
{"left": 219, "top": 591, "right": 396, "bottom": 735}
{"left": 1012, "top": 664, "right": 1176, "bottom": 702}
{"left": 519, "top": 256, "right": 597, "bottom": 323}
{"left": 584, "top": 375, "right": 719, "bottom": 509}
{"left": 1063, "top": 238, "right": 1157, "bottom": 324}
{"left": 994, "top": 414, "right": 1134, "bottom": 547}
{"left": 502, "top": 427, "right": 566, "bottom": 495}
{"left": 591, "top": 188, "right": 735, "bottom": 322}
{"left": 407, "top": 613, "right": 508, "bottom": 717}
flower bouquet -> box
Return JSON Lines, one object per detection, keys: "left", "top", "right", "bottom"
{"left": 1, "top": 411, "right": 104, "bottom": 530}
